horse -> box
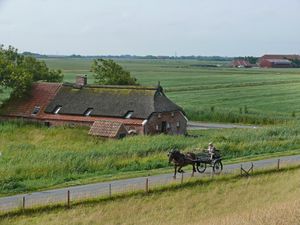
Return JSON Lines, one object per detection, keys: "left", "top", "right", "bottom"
{"left": 168, "top": 149, "right": 197, "bottom": 179}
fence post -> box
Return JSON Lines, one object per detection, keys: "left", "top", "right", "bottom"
{"left": 277, "top": 159, "right": 280, "bottom": 170}
{"left": 240, "top": 164, "right": 243, "bottom": 176}
{"left": 181, "top": 172, "right": 184, "bottom": 184}
{"left": 109, "top": 184, "right": 112, "bottom": 198}
{"left": 145, "top": 178, "right": 149, "bottom": 193}
{"left": 67, "top": 190, "right": 70, "bottom": 208}
{"left": 22, "top": 196, "right": 25, "bottom": 210}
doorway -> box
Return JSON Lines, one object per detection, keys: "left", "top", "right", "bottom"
{"left": 161, "top": 121, "right": 167, "bottom": 133}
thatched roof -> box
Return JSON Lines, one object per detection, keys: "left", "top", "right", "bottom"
{"left": 44, "top": 84, "right": 183, "bottom": 119}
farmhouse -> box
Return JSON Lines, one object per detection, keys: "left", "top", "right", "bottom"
{"left": 231, "top": 59, "right": 252, "bottom": 68}
{"left": 259, "top": 54, "right": 300, "bottom": 68}
{"left": 0, "top": 76, "right": 187, "bottom": 138}
{"left": 260, "top": 59, "right": 293, "bottom": 68}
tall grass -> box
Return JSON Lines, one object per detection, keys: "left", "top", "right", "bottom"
{"left": 185, "top": 107, "right": 292, "bottom": 125}
{"left": 1, "top": 121, "right": 300, "bottom": 195}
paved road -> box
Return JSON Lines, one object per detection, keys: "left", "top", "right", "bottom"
{"left": 187, "top": 121, "right": 258, "bottom": 130}
{"left": 0, "top": 154, "right": 299, "bottom": 213}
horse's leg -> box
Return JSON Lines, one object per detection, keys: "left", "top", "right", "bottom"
{"left": 191, "top": 163, "right": 195, "bottom": 177}
{"left": 173, "top": 165, "right": 177, "bottom": 179}
{"left": 178, "top": 166, "right": 184, "bottom": 173}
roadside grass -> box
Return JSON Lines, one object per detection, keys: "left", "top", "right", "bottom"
{"left": 1, "top": 121, "right": 300, "bottom": 196}
{"left": 1, "top": 165, "right": 299, "bottom": 225}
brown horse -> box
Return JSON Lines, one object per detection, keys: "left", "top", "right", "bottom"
{"left": 168, "top": 149, "right": 197, "bottom": 179}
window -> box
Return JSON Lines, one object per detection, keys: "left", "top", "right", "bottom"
{"left": 158, "top": 113, "right": 161, "bottom": 118}
{"left": 166, "top": 122, "right": 170, "bottom": 129}
{"left": 176, "top": 121, "right": 180, "bottom": 128}
{"left": 32, "top": 106, "right": 40, "bottom": 115}
{"left": 155, "top": 91, "right": 163, "bottom": 97}
{"left": 171, "top": 112, "right": 175, "bottom": 117}
{"left": 125, "top": 111, "right": 134, "bottom": 119}
{"left": 53, "top": 106, "right": 62, "bottom": 114}
{"left": 84, "top": 108, "right": 93, "bottom": 116}
{"left": 155, "top": 124, "right": 159, "bottom": 131}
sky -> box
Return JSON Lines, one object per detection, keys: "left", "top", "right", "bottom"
{"left": 0, "top": 0, "right": 300, "bottom": 56}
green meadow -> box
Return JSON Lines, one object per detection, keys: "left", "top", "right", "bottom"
{"left": 44, "top": 58, "right": 300, "bottom": 124}
{"left": 1, "top": 58, "right": 300, "bottom": 195}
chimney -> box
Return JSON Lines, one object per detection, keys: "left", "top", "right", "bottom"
{"left": 75, "top": 75, "right": 87, "bottom": 86}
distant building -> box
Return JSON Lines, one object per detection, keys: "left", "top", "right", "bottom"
{"left": 259, "top": 54, "right": 300, "bottom": 68}
{"left": 231, "top": 59, "right": 252, "bottom": 68}
{"left": 260, "top": 59, "right": 293, "bottom": 68}
{"left": 260, "top": 54, "right": 300, "bottom": 61}
{"left": 0, "top": 76, "right": 187, "bottom": 138}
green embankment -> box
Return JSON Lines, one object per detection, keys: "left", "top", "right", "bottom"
{"left": 1, "top": 167, "right": 300, "bottom": 225}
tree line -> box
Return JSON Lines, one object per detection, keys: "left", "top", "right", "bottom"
{"left": 0, "top": 45, "right": 63, "bottom": 98}
{"left": 0, "top": 45, "right": 138, "bottom": 100}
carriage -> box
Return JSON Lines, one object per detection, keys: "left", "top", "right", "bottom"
{"left": 195, "top": 149, "right": 223, "bottom": 174}
{"left": 168, "top": 148, "right": 223, "bottom": 178}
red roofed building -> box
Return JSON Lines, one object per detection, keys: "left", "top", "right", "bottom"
{"left": 0, "top": 76, "right": 188, "bottom": 138}
{"left": 89, "top": 120, "right": 128, "bottom": 139}
{"left": 231, "top": 59, "right": 252, "bottom": 68}
{"left": 259, "top": 54, "right": 300, "bottom": 68}
{"left": 260, "top": 59, "right": 293, "bottom": 68}
{"left": 260, "top": 54, "right": 300, "bottom": 61}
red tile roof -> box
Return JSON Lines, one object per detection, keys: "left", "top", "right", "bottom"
{"left": 231, "top": 59, "right": 252, "bottom": 67}
{"left": 89, "top": 120, "right": 127, "bottom": 138}
{"left": 261, "top": 55, "right": 300, "bottom": 61}
{"left": 2, "top": 82, "right": 61, "bottom": 117}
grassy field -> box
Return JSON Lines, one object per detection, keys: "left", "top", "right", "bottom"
{"left": 2, "top": 167, "right": 300, "bottom": 225}
{"left": 43, "top": 58, "right": 300, "bottom": 124}
{"left": 1, "top": 58, "right": 300, "bottom": 195}
{"left": 1, "top": 121, "right": 300, "bottom": 196}
{"left": 2, "top": 58, "right": 300, "bottom": 123}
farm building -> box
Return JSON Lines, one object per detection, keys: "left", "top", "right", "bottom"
{"left": 260, "top": 54, "right": 300, "bottom": 61}
{"left": 0, "top": 76, "right": 187, "bottom": 138}
{"left": 259, "top": 54, "right": 300, "bottom": 68}
{"left": 260, "top": 59, "right": 293, "bottom": 68}
{"left": 231, "top": 59, "right": 252, "bottom": 68}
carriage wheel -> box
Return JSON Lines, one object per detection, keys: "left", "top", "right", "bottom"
{"left": 213, "top": 161, "right": 223, "bottom": 174}
{"left": 196, "top": 162, "right": 206, "bottom": 173}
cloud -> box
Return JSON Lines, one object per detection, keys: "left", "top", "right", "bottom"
{"left": 0, "top": 0, "right": 299, "bottom": 55}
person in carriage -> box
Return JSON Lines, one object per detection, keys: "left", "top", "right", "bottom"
{"left": 207, "top": 142, "right": 216, "bottom": 160}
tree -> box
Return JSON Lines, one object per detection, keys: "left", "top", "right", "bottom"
{"left": 91, "top": 59, "right": 138, "bottom": 85}
{"left": 0, "top": 45, "right": 63, "bottom": 98}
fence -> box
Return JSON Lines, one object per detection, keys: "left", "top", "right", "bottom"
{"left": 0, "top": 156, "right": 299, "bottom": 214}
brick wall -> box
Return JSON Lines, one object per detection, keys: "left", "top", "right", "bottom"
{"left": 1, "top": 112, "right": 187, "bottom": 136}
{"left": 144, "top": 111, "right": 187, "bottom": 135}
